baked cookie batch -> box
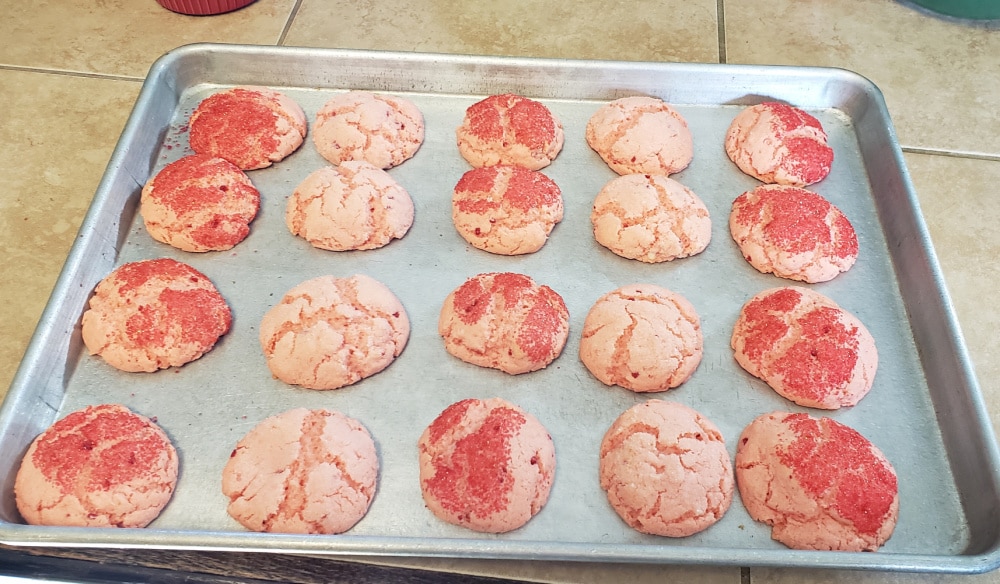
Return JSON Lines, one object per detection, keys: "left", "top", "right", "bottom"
{"left": 14, "top": 87, "right": 898, "bottom": 553}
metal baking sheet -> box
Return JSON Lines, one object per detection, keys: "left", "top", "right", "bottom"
{"left": 1, "top": 43, "right": 999, "bottom": 573}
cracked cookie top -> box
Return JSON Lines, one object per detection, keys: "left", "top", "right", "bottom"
{"left": 258, "top": 274, "right": 409, "bottom": 390}
{"left": 312, "top": 90, "right": 424, "bottom": 169}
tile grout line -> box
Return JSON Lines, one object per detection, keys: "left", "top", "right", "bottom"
{"left": 901, "top": 146, "right": 1000, "bottom": 163}
{"left": 0, "top": 65, "right": 142, "bottom": 83}
{"left": 276, "top": 0, "right": 305, "bottom": 46}
{"left": 717, "top": 0, "right": 727, "bottom": 63}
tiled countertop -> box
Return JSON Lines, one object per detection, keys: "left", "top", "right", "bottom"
{"left": 1, "top": 1, "right": 998, "bottom": 582}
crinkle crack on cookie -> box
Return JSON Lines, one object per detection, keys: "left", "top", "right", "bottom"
{"left": 452, "top": 164, "right": 563, "bottom": 255}
{"left": 259, "top": 274, "right": 410, "bottom": 390}
{"left": 456, "top": 94, "right": 564, "bottom": 170}
{"left": 189, "top": 86, "right": 307, "bottom": 171}
{"left": 591, "top": 173, "right": 711, "bottom": 263}
{"left": 579, "top": 284, "right": 702, "bottom": 392}
{"left": 141, "top": 154, "right": 260, "bottom": 252}
{"left": 286, "top": 162, "right": 414, "bottom": 251}
{"left": 81, "top": 258, "right": 232, "bottom": 372}
{"left": 438, "top": 272, "right": 569, "bottom": 375}
{"left": 735, "top": 412, "right": 899, "bottom": 551}
{"left": 725, "top": 102, "right": 833, "bottom": 186}
{"left": 731, "top": 286, "right": 878, "bottom": 409}
{"left": 600, "top": 400, "right": 733, "bottom": 537}
{"left": 313, "top": 91, "right": 424, "bottom": 169}
{"left": 586, "top": 96, "right": 693, "bottom": 176}
{"left": 14, "top": 404, "right": 178, "bottom": 528}
{"left": 418, "top": 398, "right": 555, "bottom": 533}
{"left": 222, "top": 408, "right": 378, "bottom": 534}
{"left": 730, "top": 184, "right": 858, "bottom": 283}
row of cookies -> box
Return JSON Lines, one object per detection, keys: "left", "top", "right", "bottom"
{"left": 141, "top": 149, "right": 856, "bottom": 286}
{"left": 12, "top": 396, "right": 898, "bottom": 553}
{"left": 75, "top": 255, "right": 877, "bottom": 413}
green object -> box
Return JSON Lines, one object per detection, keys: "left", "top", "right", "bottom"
{"left": 909, "top": 0, "right": 1000, "bottom": 19}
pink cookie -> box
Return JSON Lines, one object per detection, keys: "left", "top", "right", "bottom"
{"left": 452, "top": 164, "right": 563, "bottom": 255}
{"left": 735, "top": 411, "right": 899, "bottom": 551}
{"left": 591, "top": 173, "right": 711, "bottom": 263}
{"left": 730, "top": 184, "right": 858, "bottom": 283}
{"left": 456, "top": 94, "right": 564, "bottom": 171}
{"left": 418, "top": 398, "right": 555, "bottom": 533}
{"left": 15, "top": 404, "right": 178, "bottom": 528}
{"left": 579, "top": 284, "right": 702, "bottom": 392}
{"left": 725, "top": 102, "right": 833, "bottom": 187}
{"left": 731, "top": 286, "right": 878, "bottom": 409}
{"left": 600, "top": 400, "right": 733, "bottom": 537}
{"left": 81, "top": 258, "right": 232, "bottom": 372}
{"left": 585, "top": 96, "right": 693, "bottom": 176}
{"left": 286, "top": 162, "right": 414, "bottom": 251}
{"left": 222, "top": 408, "right": 378, "bottom": 534}
{"left": 141, "top": 154, "right": 260, "bottom": 252}
{"left": 259, "top": 274, "right": 410, "bottom": 390}
{"left": 189, "top": 86, "right": 307, "bottom": 171}
{"left": 312, "top": 91, "right": 424, "bottom": 169}
{"left": 438, "top": 272, "right": 569, "bottom": 375}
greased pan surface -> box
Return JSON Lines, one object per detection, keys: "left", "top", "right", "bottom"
{"left": 1, "top": 44, "right": 998, "bottom": 573}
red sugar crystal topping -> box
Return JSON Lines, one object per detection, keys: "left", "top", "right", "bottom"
{"left": 778, "top": 414, "right": 897, "bottom": 535}
{"left": 425, "top": 404, "right": 526, "bottom": 518}
{"left": 32, "top": 406, "right": 168, "bottom": 491}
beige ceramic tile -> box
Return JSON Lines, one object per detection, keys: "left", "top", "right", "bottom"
{"left": 0, "top": 71, "right": 140, "bottom": 398}
{"left": 724, "top": 0, "right": 1000, "bottom": 156}
{"left": 0, "top": 0, "right": 296, "bottom": 78}
{"left": 904, "top": 153, "right": 1000, "bottom": 439}
{"left": 284, "top": 0, "right": 720, "bottom": 62}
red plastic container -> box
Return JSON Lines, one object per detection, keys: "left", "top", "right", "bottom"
{"left": 156, "top": 0, "right": 256, "bottom": 16}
